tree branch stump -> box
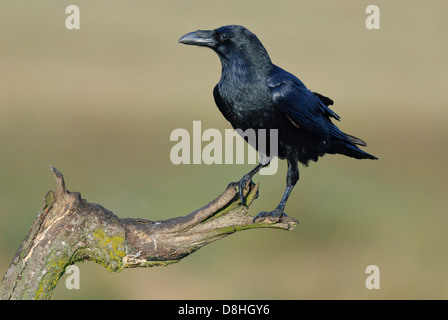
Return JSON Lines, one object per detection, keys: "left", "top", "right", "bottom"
{"left": 0, "top": 166, "right": 298, "bottom": 300}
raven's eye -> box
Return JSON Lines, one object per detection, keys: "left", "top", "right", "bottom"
{"left": 219, "top": 32, "right": 229, "bottom": 41}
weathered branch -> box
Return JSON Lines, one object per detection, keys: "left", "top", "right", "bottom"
{"left": 0, "top": 166, "right": 298, "bottom": 300}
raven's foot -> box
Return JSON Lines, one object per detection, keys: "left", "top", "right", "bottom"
{"left": 233, "top": 174, "right": 258, "bottom": 207}
{"left": 253, "top": 208, "right": 287, "bottom": 223}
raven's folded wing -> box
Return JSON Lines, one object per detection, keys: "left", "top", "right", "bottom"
{"left": 268, "top": 65, "right": 345, "bottom": 141}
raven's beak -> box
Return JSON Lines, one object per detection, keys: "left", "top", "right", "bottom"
{"left": 178, "top": 30, "right": 216, "bottom": 47}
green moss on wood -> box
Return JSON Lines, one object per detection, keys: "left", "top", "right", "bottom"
{"left": 43, "top": 191, "right": 56, "bottom": 211}
{"left": 92, "top": 229, "right": 127, "bottom": 272}
{"left": 34, "top": 251, "right": 71, "bottom": 300}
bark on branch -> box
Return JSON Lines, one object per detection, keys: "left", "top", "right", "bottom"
{"left": 0, "top": 166, "right": 298, "bottom": 300}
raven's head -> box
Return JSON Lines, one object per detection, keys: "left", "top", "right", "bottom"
{"left": 179, "top": 25, "right": 271, "bottom": 67}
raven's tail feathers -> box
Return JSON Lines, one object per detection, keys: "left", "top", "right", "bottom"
{"left": 331, "top": 132, "right": 378, "bottom": 160}
{"left": 344, "top": 133, "right": 368, "bottom": 147}
{"left": 340, "top": 144, "right": 378, "bottom": 160}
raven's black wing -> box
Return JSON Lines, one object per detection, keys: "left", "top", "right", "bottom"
{"left": 267, "top": 65, "right": 346, "bottom": 141}
{"left": 268, "top": 65, "right": 376, "bottom": 159}
{"left": 312, "top": 92, "right": 334, "bottom": 107}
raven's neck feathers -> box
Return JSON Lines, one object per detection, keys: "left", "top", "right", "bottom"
{"left": 218, "top": 38, "right": 273, "bottom": 88}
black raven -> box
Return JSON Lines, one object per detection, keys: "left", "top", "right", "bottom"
{"left": 179, "top": 25, "right": 377, "bottom": 222}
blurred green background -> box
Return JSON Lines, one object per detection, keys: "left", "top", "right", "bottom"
{"left": 1, "top": 0, "right": 447, "bottom": 299}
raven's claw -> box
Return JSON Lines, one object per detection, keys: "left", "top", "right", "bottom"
{"left": 253, "top": 208, "right": 287, "bottom": 223}
{"left": 238, "top": 174, "right": 256, "bottom": 207}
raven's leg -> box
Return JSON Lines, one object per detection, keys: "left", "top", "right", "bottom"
{"left": 236, "top": 155, "right": 271, "bottom": 207}
{"left": 253, "top": 159, "right": 299, "bottom": 222}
